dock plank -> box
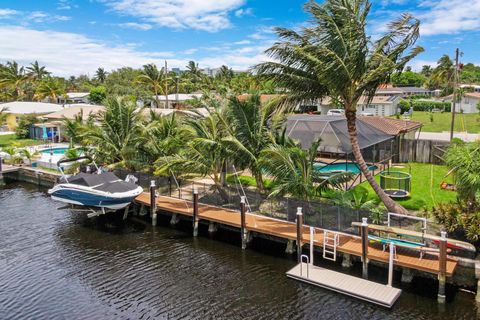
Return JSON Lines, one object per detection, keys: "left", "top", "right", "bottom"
{"left": 286, "top": 263, "right": 402, "bottom": 308}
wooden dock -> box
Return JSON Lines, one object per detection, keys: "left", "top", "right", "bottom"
{"left": 286, "top": 263, "right": 402, "bottom": 308}
{"left": 135, "top": 193, "right": 458, "bottom": 277}
{"left": 0, "top": 165, "right": 19, "bottom": 173}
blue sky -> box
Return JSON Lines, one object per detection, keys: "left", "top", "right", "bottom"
{"left": 0, "top": 0, "right": 478, "bottom": 76}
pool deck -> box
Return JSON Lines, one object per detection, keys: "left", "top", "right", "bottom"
{"left": 135, "top": 193, "right": 457, "bottom": 277}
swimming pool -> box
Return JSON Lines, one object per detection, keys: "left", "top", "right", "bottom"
{"left": 40, "top": 147, "right": 69, "bottom": 155}
{"left": 314, "top": 162, "right": 377, "bottom": 174}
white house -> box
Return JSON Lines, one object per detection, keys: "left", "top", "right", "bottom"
{"left": 444, "top": 92, "right": 480, "bottom": 113}
{"left": 319, "top": 95, "right": 400, "bottom": 116}
{"left": 376, "top": 86, "right": 432, "bottom": 97}
{"left": 0, "top": 101, "right": 65, "bottom": 131}
{"left": 150, "top": 93, "right": 204, "bottom": 108}
{"left": 58, "top": 92, "right": 90, "bottom": 104}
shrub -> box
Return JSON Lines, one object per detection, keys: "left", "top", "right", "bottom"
{"left": 399, "top": 99, "right": 451, "bottom": 113}
{"left": 89, "top": 86, "right": 107, "bottom": 104}
{"left": 431, "top": 201, "right": 480, "bottom": 244}
{"left": 15, "top": 115, "right": 37, "bottom": 138}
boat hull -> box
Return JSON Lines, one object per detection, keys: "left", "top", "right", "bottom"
{"left": 48, "top": 185, "right": 143, "bottom": 210}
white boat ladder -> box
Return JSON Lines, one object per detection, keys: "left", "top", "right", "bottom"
{"left": 323, "top": 230, "right": 339, "bottom": 261}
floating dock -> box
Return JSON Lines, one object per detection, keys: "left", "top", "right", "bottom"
{"left": 286, "top": 263, "right": 402, "bottom": 308}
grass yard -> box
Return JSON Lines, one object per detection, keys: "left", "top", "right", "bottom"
{"left": 359, "top": 163, "right": 458, "bottom": 211}
{"left": 0, "top": 134, "right": 43, "bottom": 148}
{"left": 391, "top": 111, "right": 480, "bottom": 133}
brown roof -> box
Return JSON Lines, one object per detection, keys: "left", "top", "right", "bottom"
{"left": 44, "top": 104, "right": 104, "bottom": 119}
{"left": 236, "top": 94, "right": 285, "bottom": 103}
{"left": 358, "top": 116, "right": 422, "bottom": 135}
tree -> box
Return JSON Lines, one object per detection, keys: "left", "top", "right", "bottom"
{"left": 391, "top": 71, "right": 426, "bottom": 87}
{"left": 0, "top": 61, "right": 28, "bottom": 100}
{"left": 256, "top": 0, "right": 423, "bottom": 214}
{"left": 431, "top": 55, "right": 455, "bottom": 95}
{"left": 15, "top": 114, "right": 37, "bottom": 138}
{"left": 421, "top": 65, "right": 433, "bottom": 77}
{"left": 136, "top": 64, "right": 168, "bottom": 108}
{"left": 0, "top": 107, "right": 7, "bottom": 124}
{"left": 260, "top": 139, "right": 351, "bottom": 201}
{"left": 26, "top": 61, "right": 50, "bottom": 81}
{"left": 95, "top": 67, "right": 108, "bottom": 84}
{"left": 216, "top": 65, "right": 234, "bottom": 82}
{"left": 89, "top": 86, "right": 107, "bottom": 104}
{"left": 34, "top": 77, "right": 66, "bottom": 102}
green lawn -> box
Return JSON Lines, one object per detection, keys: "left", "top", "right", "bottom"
{"left": 392, "top": 111, "right": 480, "bottom": 133}
{"left": 359, "top": 163, "right": 457, "bottom": 211}
{"left": 0, "top": 134, "right": 43, "bottom": 148}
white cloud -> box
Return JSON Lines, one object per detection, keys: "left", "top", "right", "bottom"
{"left": 117, "top": 22, "right": 152, "bottom": 30}
{"left": 233, "top": 40, "right": 251, "bottom": 45}
{"left": 182, "top": 48, "right": 198, "bottom": 55}
{"left": 0, "top": 9, "right": 18, "bottom": 18}
{"left": 0, "top": 26, "right": 270, "bottom": 76}
{"left": 249, "top": 26, "right": 275, "bottom": 40}
{"left": 235, "top": 8, "right": 252, "bottom": 18}
{"left": 418, "top": 0, "right": 480, "bottom": 35}
{"left": 102, "top": 0, "right": 245, "bottom": 32}
{"left": 408, "top": 59, "right": 438, "bottom": 71}
{"left": 27, "top": 11, "right": 71, "bottom": 23}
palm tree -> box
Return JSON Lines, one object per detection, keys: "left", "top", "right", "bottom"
{"left": 255, "top": 0, "right": 423, "bottom": 214}
{"left": 34, "top": 77, "right": 66, "bottom": 102}
{"left": 20, "top": 149, "right": 38, "bottom": 166}
{"left": 155, "top": 110, "right": 231, "bottom": 201}
{"left": 26, "top": 61, "right": 50, "bottom": 81}
{"left": 81, "top": 97, "right": 144, "bottom": 169}
{"left": 136, "top": 64, "right": 168, "bottom": 108}
{"left": 185, "top": 60, "right": 203, "bottom": 90}
{"left": 222, "top": 95, "right": 278, "bottom": 192}
{"left": 0, "top": 61, "right": 28, "bottom": 100}
{"left": 95, "top": 67, "right": 108, "bottom": 84}
{"left": 216, "top": 65, "right": 234, "bottom": 81}
{"left": 421, "top": 65, "right": 433, "bottom": 77}
{"left": 431, "top": 55, "right": 455, "bottom": 94}
{"left": 260, "top": 139, "right": 352, "bottom": 201}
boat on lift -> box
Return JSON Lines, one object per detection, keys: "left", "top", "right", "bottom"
{"left": 48, "top": 156, "right": 143, "bottom": 210}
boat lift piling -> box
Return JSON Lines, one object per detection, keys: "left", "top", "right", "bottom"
{"left": 192, "top": 188, "right": 199, "bottom": 237}
{"left": 438, "top": 231, "right": 447, "bottom": 303}
{"left": 296, "top": 208, "right": 303, "bottom": 263}
{"left": 0, "top": 156, "right": 4, "bottom": 186}
{"left": 240, "top": 196, "right": 247, "bottom": 249}
{"left": 150, "top": 180, "right": 157, "bottom": 226}
{"left": 361, "top": 217, "right": 369, "bottom": 279}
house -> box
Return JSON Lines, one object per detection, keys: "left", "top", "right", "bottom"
{"left": 57, "top": 92, "right": 90, "bottom": 104}
{"left": 0, "top": 101, "right": 64, "bottom": 131}
{"left": 376, "top": 86, "right": 432, "bottom": 97}
{"left": 444, "top": 92, "right": 480, "bottom": 113}
{"left": 150, "top": 93, "right": 204, "bottom": 108}
{"left": 459, "top": 84, "right": 480, "bottom": 93}
{"left": 319, "top": 96, "right": 400, "bottom": 116}
{"left": 30, "top": 104, "right": 104, "bottom": 141}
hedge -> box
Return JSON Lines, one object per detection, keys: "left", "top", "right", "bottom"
{"left": 399, "top": 100, "right": 451, "bottom": 113}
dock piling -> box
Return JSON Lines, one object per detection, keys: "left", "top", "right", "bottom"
{"left": 150, "top": 180, "right": 157, "bottom": 226}
{"left": 193, "top": 188, "right": 199, "bottom": 237}
{"left": 240, "top": 196, "right": 247, "bottom": 250}
{"left": 0, "top": 156, "right": 4, "bottom": 186}
{"left": 309, "top": 226, "right": 314, "bottom": 266}
{"left": 438, "top": 231, "right": 447, "bottom": 303}
{"left": 388, "top": 242, "right": 394, "bottom": 287}
{"left": 361, "top": 217, "right": 369, "bottom": 279}
{"left": 296, "top": 207, "right": 303, "bottom": 263}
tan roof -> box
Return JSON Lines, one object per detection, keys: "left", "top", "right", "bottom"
{"left": 359, "top": 116, "right": 422, "bottom": 135}
{"left": 237, "top": 94, "right": 285, "bottom": 103}
{"left": 44, "top": 104, "right": 104, "bottom": 119}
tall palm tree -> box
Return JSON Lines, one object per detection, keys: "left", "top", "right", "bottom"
{"left": 0, "top": 61, "right": 28, "bottom": 100}
{"left": 431, "top": 55, "right": 455, "bottom": 94}
{"left": 34, "top": 77, "right": 66, "bottom": 102}
{"left": 255, "top": 0, "right": 423, "bottom": 214}
{"left": 81, "top": 97, "right": 144, "bottom": 169}
{"left": 136, "top": 64, "right": 168, "bottom": 108}
{"left": 216, "top": 65, "right": 234, "bottom": 81}
{"left": 260, "top": 139, "right": 352, "bottom": 201}
{"left": 26, "top": 61, "right": 50, "bottom": 81}
{"left": 95, "top": 67, "right": 108, "bottom": 83}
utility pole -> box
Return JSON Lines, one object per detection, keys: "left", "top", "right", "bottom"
{"left": 164, "top": 60, "right": 169, "bottom": 109}
{"left": 450, "top": 48, "right": 460, "bottom": 141}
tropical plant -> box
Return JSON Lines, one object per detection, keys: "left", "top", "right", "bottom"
{"left": 95, "top": 67, "right": 108, "bottom": 83}
{"left": 20, "top": 148, "right": 38, "bottom": 166}
{"left": 136, "top": 64, "right": 169, "bottom": 108}
{"left": 34, "top": 77, "right": 66, "bottom": 102}
{"left": 26, "top": 61, "right": 50, "bottom": 81}
{"left": 0, "top": 61, "right": 28, "bottom": 99}
{"left": 431, "top": 55, "right": 455, "bottom": 95}
{"left": 260, "top": 140, "right": 352, "bottom": 201}
{"left": 89, "top": 86, "right": 107, "bottom": 104}
{"left": 0, "top": 107, "right": 7, "bottom": 124}
{"left": 255, "top": 0, "right": 423, "bottom": 214}
{"left": 332, "top": 186, "right": 376, "bottom": 211}
{"left": 15, "top": 114, "right": 37, "bottom": 138}
{"left": 80, "top": 97, "right": 144, "bottom": 169}
{"left": 431, "top": 201, "right": 480, "bottom": 243}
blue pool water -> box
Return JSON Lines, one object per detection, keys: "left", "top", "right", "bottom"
{"left": 40, "top": 147, "right": 68, "bottom": 155}
{"left": 314, "top": 162, "right": 377, "bottom": 174}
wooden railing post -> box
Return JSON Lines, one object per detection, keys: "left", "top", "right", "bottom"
{"left": 361, "top": 217, "right": 369, "bottom": 279}
{"left": 438, "top": 231, "right": 447, "bottom": 303}
{"left": 240, "top": 196, "right": 247, "bottom": 249}
{"left": 150, "top": 180, "right": 157, "bottom": 226}
{"left": 296, "top": 207, "right": 303, "bottom": 263}
{"left": 193, "top": 188, "right": 199, "bottom": 237}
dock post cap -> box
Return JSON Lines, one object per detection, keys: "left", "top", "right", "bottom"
{"left": 193, "top": 187, "right": 198, "bottom": 194}
{"left": 240, "top": 196, "right": 246, "bottom": 204}
{"left": 150, "top": 180, "right": 156, "bottom": 187}
{"left": 362, "top": 217, "right": 368, "bottom": 226}
{"left": 296, "top": 207, "right": 303, "bottom": 216}
{"left": 440, "top": 231, "right": 447, "bottom": 240}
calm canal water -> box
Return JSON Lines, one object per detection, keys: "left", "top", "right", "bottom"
{"left": 0, "top": 182, "right": 478, "bottom": 319}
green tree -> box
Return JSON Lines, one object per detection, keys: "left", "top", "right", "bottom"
{"left": 89, "top": 86, "right": 107, "bottom": 104}
{"left": 15, "top": 114, "right": 37, "bottom": 138}
{"left": 136, "top": 64, "right": 169, "bottom": 108}
{"left": 95, "top": 67, "right": 108, "bottom": 84}
{"left": 35, "top": 77, "right": 66, "bottom": 102}
{"left": 0, "top": 61, "right": 28, "bottom": 100}
{"left": 26, "top": 61, "right": 50, "bottom": 81}
{"left": 256, "top": 0, "right": 422, "bottom": 214}
{"left": 431, "top": 55, "right": 455, "bottom": 95}
{"left": 391, "top": 71, "right": 426, "bottom": 87}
